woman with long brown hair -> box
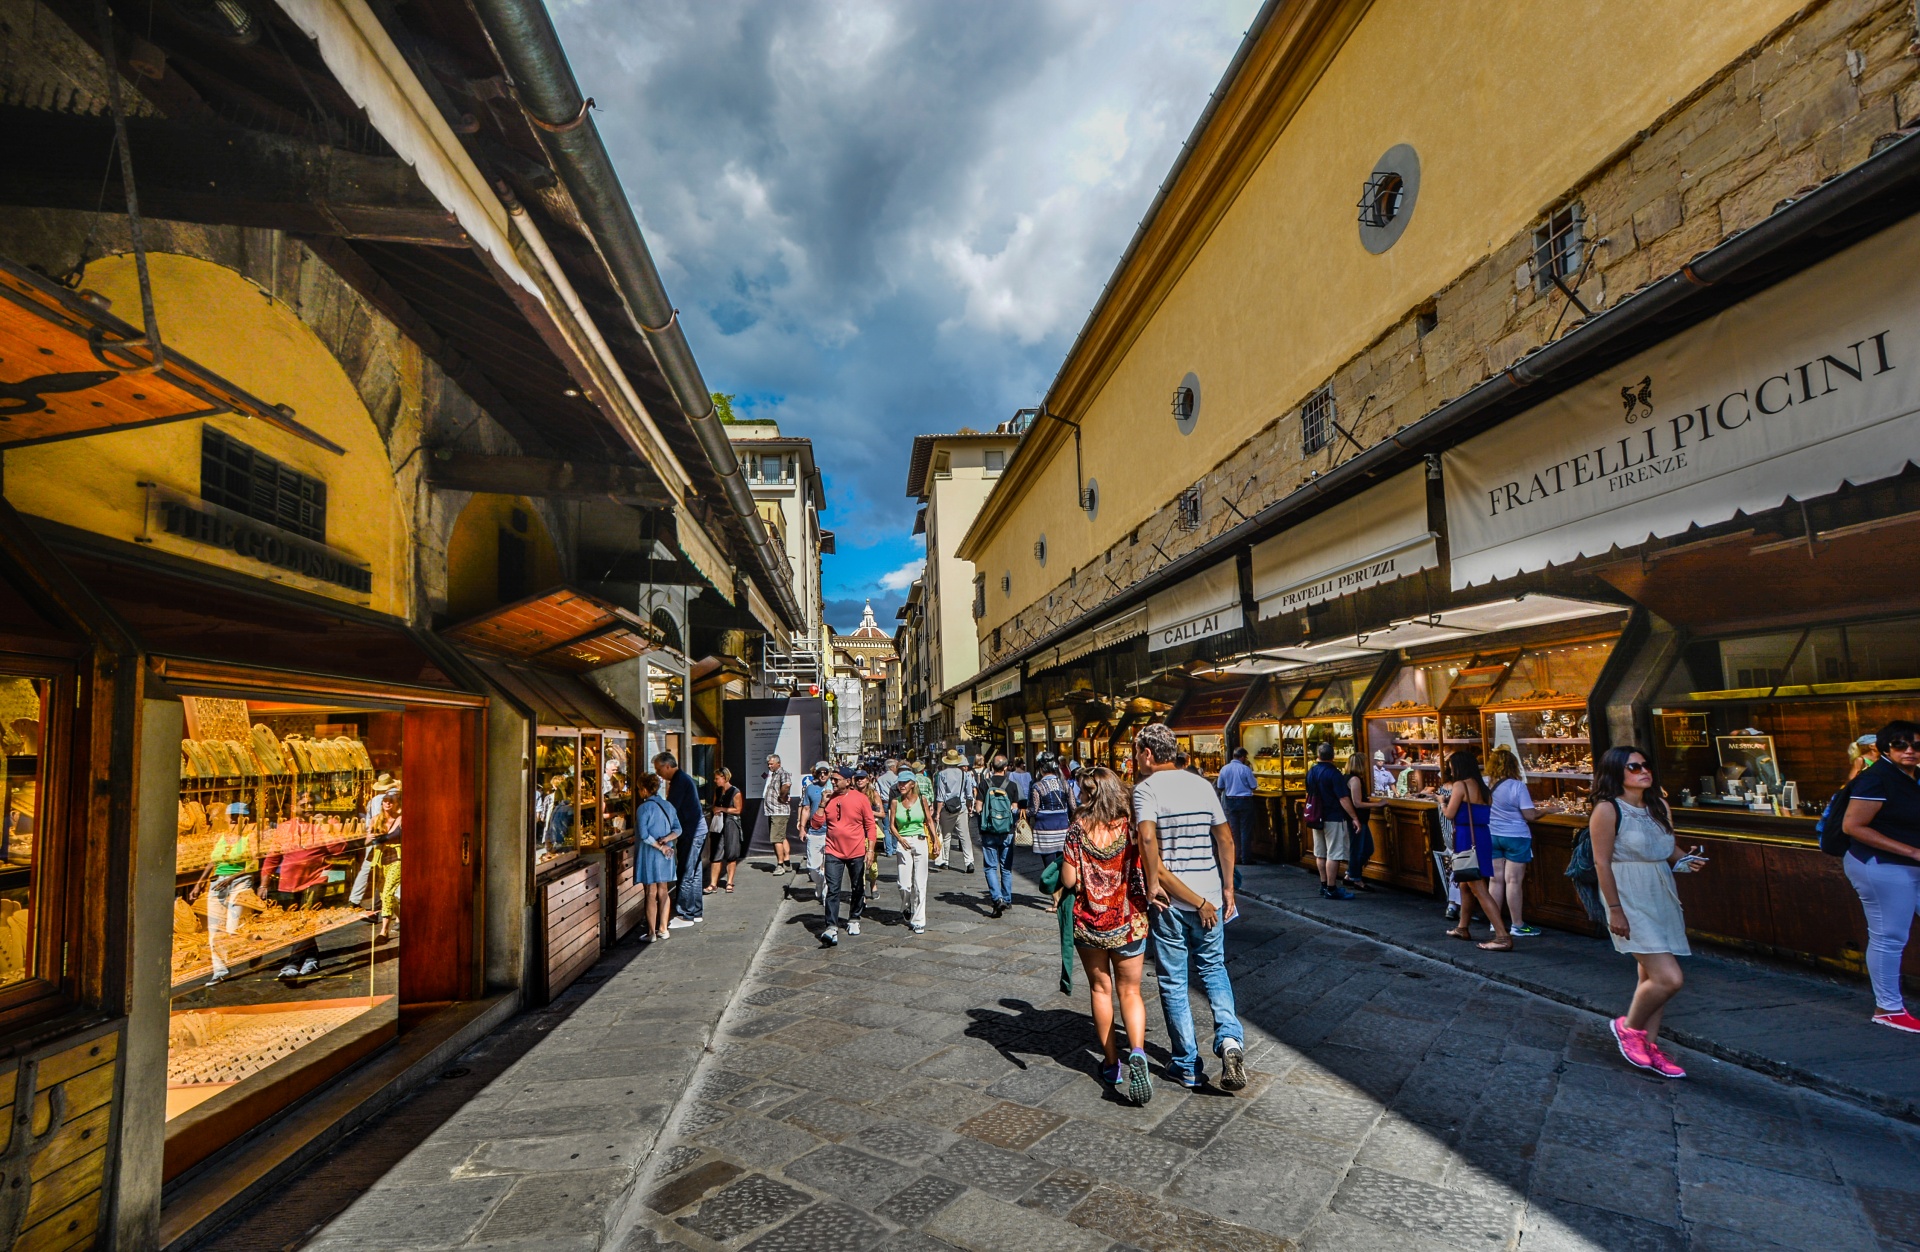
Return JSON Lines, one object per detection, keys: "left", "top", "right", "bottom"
{"left": 1442, "top": 749, "right": 1513, "bottom": 952}
{"left": 1058, "top": 765, "right": 1155, "bottom": 1105}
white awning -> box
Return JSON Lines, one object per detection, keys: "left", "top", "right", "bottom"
{"left": 1250, "top": 467, "right": 1438, "bottom": 616}
{"left": 1055, "top": 604, "right": 1148, "bottom": 668}
{"left": 1444, "top": 211, "right": 1920, "bottom": 589}
{"left": 1146, "top": 561, "right": 1243, "bottom": 653}
{"left": 676, "top": 512, "right": 735, "bottom": 605}
{"left": 976, "top": 670, "right": 1021, "bottom": 703}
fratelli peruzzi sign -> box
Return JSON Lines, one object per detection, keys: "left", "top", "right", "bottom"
{"left": 1443, "top": 212, "right": 1920, "bottom": 589}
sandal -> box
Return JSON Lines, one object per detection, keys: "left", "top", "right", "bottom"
{"left": 1444, "top": 929, "right": 1475, "bottom": 941}
{"left": 1477, "top": 938, "right": 1514, "bottom": 951}
{"left": 703, "top": 887, "right": 716, "bottom": 895}
{"left": 725, "top": 884, "right": 735, "bottom": 893}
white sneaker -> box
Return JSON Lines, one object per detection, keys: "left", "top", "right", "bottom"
{"left": 668, "top": 917, "right": 699, "bottom": 929}
{"left": 278, "top": 963, "right": 300, "bottom": 979}
{"left": 848, "top": 920, "right": 861, "bottom": 936}
{"left": 910, "top": 925, "right": 925, "bottom": 934}
{"left": 299, "top": 958, "right": 319, "bottom": 976}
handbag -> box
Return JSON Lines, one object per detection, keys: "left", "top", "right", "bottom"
{"left": 1449, "top": 805, "right": 1485, "bottom": 882}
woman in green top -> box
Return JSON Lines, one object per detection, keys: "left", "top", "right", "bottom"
{"left": 191, "top": 804, "right": 257, "bottom": 987}
{"left": 891, "top": 777, "right": 933, "bottom": 933}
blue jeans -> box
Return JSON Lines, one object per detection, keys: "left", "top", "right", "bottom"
{"left": 822, "top": 854, "right": 866, "bottom": 929}
{"left": 676, "top": 819, "right": 709, "bottom": 918}
{"left": 1150, "top": 905, "right": 1242, "bottom": 1081}
{"left": 980, "top": 832, "right": 1014, "bottom": 904}
{"left": 1222, "top": 797, "right": 1257, "bottom": 863}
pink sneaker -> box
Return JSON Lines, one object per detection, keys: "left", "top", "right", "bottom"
{"left": 1872, "top": 1010, "right": 1920, "bottom": 1033}
{"left": 1646, "top": 1041, "right": 1687, "bottom": 1079}
{"left": 1611, "top": 1017, "right": 1655, "bottom": 1071}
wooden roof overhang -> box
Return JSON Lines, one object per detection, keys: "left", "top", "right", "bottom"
{"left": 441, "top": 585, "right": 664, "bottom": 673}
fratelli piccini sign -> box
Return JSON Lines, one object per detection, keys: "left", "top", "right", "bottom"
{"left": 1443, "top": 212, "right": 1920, "bottom": 589}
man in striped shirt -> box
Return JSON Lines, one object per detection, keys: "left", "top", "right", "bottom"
{"left": 1132, "top": 723, "right": 1246, "bottom": 1092}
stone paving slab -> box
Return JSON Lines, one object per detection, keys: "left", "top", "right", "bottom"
{"left": 1240, "top": 862, "right": 1920, "bottom": 1123}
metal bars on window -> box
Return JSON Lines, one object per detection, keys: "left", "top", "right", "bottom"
{"left": 201, "top": 427, "right": 327, "bottom": 542}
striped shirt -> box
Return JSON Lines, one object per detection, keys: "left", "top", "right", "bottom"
{"left": 1132, "top": 767, "right": 1228, "bottom": 912}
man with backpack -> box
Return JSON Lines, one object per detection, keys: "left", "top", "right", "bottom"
{"left": 932, "top": 749, "right": 977, "bottom": 874}
{"left": 976, "top": 755, "right": 1022, "bottom": 917}
{"left": 1029, "top": 754, "right": 1074, "bottom": 911}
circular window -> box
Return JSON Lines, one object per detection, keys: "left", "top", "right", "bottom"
{"left": 1000, "top": 573, "right": 1011, "bottom": 595}
{"left": 1171, "top": 372, "right": 1201, "bottom": 436}
{"left": 1033, "top": 534, "right": 1048, "bottom": 566}
{"left": 1081, "top": 478, "right": 1099, "bottom": 520}
{"left": 1357, "top": 144, "right": 1420, "bottom": 254}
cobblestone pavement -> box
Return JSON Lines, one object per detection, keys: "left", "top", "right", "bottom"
{"left": 612, "top": 856, "right": 1920, "bottom": 1252}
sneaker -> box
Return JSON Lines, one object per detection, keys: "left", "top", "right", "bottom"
{"left": 1319, "top": 885, "right": 1335, "bottom": 899}
{"left": 932, "top": 861, "right": 948, "bottom": 870}
{"left": 299, "top": 958, "right": 319, "bottom": 976}
{"left": 1610, "top": 1016, "right": 1655, "bottom": 1071}
{"left": 990, "top": 902, "right": 1004, "bottom": 919}
{"left": 1510, "top": 924, "right": 1543, "bottom": 937}
{"left": 1646, "top": 1042, "right": 1687, "bottom": 1079}
{"left": 820, "top": 928, "right": 839, "bottom": 948}
{"left": 1100, "top": 1061, "right": 1123, "bottom": 1085}
{"left": 964, "top": 863, "right": 976, "bottom": 874}
{"left": 910, "top": 925, "right": 925, "bottom": 934}
{"left": 1126, "top": 1050, "right": 1153, "bottom": 1105}
{"left": 848, "top": 920, "right": 861, "bottom": 936}
{"left": 668, "top": 917, "right": 699, "bottom": 929}
{"left": 1328, "top": 886, "right": 1355, "bottom": 900}
{"left": 278, "top": 963, "right": 301, "bottom": 979}
{"left": 1872, "top": 1010, "right": 1920, "bottom": 1033}
{"left": 1445, "top": 902, "right": 1461, "bottom": 921}
{"left": 1219, "top": 1042, "right": 1248, "bottom": 1091}
{"left": 1176, "top": 1071, "right": 1208, "bottom": 1091}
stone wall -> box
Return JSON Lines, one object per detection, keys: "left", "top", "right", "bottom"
{"left": 981, "top": 0, "right": 1920, "bottom": 675}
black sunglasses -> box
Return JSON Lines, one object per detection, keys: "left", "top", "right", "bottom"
{"left": 1624, "top": 760, "right": 1651, "bottom": 772}
{"left": 1886, "top": 738, "right": 1918, "bottom": 752}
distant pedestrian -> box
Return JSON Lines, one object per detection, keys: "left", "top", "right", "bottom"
{"left": 1305, "top": 742, "right": 1358, "bottom": 900}
{"left": 891, "top": 775, "right": 934, "bottom": 932}
{"left": 1217, "top": 747, "right": 1257, "bottom": 890}
{"left": 1592, "top": 745, "right": 1705, "bottom": 1076}
{"left": 633, "top": 773, "right": 680, "bottom": 941}
{"left": 705, "top": 766, "right": 745, "bottom": 894}
{"left": 1030, "top": 754, "right": 1073, "bottom": 912}
{"left": 1343, "top": 753, "right": 1385, "bottom": 892}
{"left": 877, "top": 757, "right": 901, "bottom": 857}
{"left": 762, "top": 753, "right": 795, "bottom": 877}
{"left": 933, "top": 749, "right": 977, "bottom": 873}
{"left": 1485, "top": 747, "right": 1541, "bottom": 936}
{"left": 977, "top": 757, "right": 1021, "bottom": 917}
{"left": 818, "top": 767, "right": 878, "bottom": 947}
{"left": 1841, "top": 721, "right": 1920, "bottom": 1032}
{"left": 1132, "top": 723, "right": 1247, "bottom": 1092}
{"left": 655, "top": 752, "right": 706, "bottom": 929}
{"left": 1059, "top": 765, "right": 1154, "bottom": 1105}
{"left": 1849, "top": 732, "right": 1881, "bottom": 781}
{"left": 1442, "top": 749, "right": 1511, "bottom": 952}
{"left": 798, "top": 762, "right": 831, "bottom": 902}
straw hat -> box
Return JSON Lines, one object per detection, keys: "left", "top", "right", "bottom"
{"left": 941, "top": 749, "right": 963, "bottom": 766}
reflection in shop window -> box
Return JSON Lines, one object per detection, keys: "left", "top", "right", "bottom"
{"left": 0, "top": 677, "right": 45, "bottom": 989}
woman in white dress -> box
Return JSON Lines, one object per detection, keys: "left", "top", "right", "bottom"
{"left": 1590, "top": 745, "right": 1707, "bottom": 1079}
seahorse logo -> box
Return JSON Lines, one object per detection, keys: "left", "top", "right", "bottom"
{"left": 1620, "top": 375, "right": 1654, "bottom": 425}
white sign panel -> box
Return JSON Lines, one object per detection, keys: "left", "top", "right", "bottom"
{"left": 744, "top": 714, "right": 803, "bottom": 799}
{"left": 1251, "top": 467, "right": 1437, "bottom": 615}
{"left": 976, "top": 670, "right": 1021, "bottom": 703}
{"left": 1444, "top": 212, "right": 1920, "bottom": 589}
{"left": 1147, "top": 561, "right": 1244, "bottom": 653}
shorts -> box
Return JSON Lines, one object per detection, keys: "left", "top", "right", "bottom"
{"left": 1491, "top": 835, "right": 1533, "bottom": 864}
{"left": 1115, "top": 933, "right": 1148, "bottom": 959}
{"left": 1313, "top": 820, "right": 1351, "bottom": 863}
{"left": 805, "top": 829, "right": 826, "bottom": 870}
{"left": 768, "top": 813, "right": 791, "bottom": 844}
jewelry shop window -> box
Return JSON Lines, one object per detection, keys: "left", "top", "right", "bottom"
{"left": 0, "top": 676, "right": 48, "bottom": 991}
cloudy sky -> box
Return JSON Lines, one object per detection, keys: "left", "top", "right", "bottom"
{"left": 549, "top": 0, "right": 1265, "bottom": 631}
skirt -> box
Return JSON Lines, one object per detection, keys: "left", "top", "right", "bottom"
{"left": 710, "top": 815, "right": 746, "bottom": 863}
{"left": 1608, "top": 860, "right": 1691, "bottom": 956}
{"left": 636, "top": 839, "right": 678, "bottom": 884}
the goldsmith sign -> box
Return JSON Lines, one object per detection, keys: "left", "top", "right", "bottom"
{"left": 156, "top": 496, "right": 374, "bottom": 593}
{"left": 1443, "top": 212, "right": 1920, "bottom": 589}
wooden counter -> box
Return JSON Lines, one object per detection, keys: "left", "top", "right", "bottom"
{"left": 603, "top": 838, "right": 645, "bottom": 942}
{"left": 537, "top": 860, "right": 602, "bottom": 1004}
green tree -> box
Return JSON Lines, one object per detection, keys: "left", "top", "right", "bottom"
{"left": 712, "top": 392, "right": 738, "bottom": 423}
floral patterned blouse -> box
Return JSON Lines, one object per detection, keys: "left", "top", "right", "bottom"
{"left": 1063, "top": 819, "right": 1150, "bottom": 948}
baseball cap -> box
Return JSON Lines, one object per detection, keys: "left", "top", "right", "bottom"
{"left": 836, "top": 766, "right": 856, "bottom": 780}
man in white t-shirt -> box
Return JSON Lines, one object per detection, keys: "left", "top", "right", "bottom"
{"left": 1131, "top": 723, "right": 1247, "bottom": 1092}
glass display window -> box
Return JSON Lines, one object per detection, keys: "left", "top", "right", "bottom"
{"left": 0, "top": 677, "right": 46, "bottom": 990}
{"left": 535, "top": 731, "right": 581, "bottom": 864}
{"left": 1648, "top": 614, "right": 1920, "bottom": 827}
{"left": 170, "top": 697, "right": 395, "bottom": 1129}
{"left": 577, "top": 733, "right": 603, "bottom": 849}
{"left": 1174, "top": 733, "right": 1226, "bottom": 776}
{"left": 603, "top": 733, "right": 634, "bottom": 840}
{"left": 1476, "top": 636, "right": 1619, "bottom": 815}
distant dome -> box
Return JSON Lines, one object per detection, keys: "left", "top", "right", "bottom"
{"left": 851, "top": 600, "right": 888, "bottom": 639}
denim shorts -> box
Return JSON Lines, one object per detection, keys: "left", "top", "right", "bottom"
{"left": 1490, "top": 835, "right": 1534, "bottom": 864}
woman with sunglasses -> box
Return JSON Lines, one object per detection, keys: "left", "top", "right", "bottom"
{"left": 1841, "top": 720, "right": 1920, "bottom": 1033}
{"left": 1590, "top": 746, "right": 1706, "bottom": 1077}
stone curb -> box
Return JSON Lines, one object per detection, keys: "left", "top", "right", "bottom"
{"left": 1242, "top": 886, "right": 1920, "bottom": 1127}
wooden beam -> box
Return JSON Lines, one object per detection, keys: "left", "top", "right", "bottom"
{"left": 422, "top": 450, "right": 672, "bottom": 506}
{"left": 0, "top": 107, "right": 465, "bottom": 246}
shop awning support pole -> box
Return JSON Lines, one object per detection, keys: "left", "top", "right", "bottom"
{"left": 95, "top": 0, "right": 164, "bottom": 374}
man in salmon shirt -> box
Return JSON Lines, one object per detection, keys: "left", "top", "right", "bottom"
{"left": 819, "top": 766, "right": 877, "bottom": 948}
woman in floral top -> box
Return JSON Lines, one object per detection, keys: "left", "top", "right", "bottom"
{"left": 1059, "top": 765, "right": 1156, "bottom": 1105}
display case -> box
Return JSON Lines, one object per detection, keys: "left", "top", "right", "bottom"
{"left": 1167, "top": 678, "right": 1253, "bottom": 778}
{"left": 1363, "top": 653, "right": 1497, "bottom": 796}
{"left": 1478, "top": 636, "right": 1616, "bottom": 816}
{"left": 1237, "top": 678, "right": 1305, "bottom": 796}
{"left": 534, "top": 731, "right": 581, "bottom": 867}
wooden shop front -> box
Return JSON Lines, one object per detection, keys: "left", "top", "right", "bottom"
{"left": 444, "top": 589, "right": 656, "bottom": 1002}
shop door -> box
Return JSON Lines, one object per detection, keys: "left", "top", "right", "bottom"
{"left": 401, "top": 706, "right": 478, "bottom": 1005}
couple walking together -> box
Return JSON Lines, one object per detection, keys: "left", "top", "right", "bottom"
{"left": 1061, "top": 723, "right": 1248, "bottom": 1105}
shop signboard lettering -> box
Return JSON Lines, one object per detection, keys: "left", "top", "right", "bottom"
{"left": 156, "top": 495, "right": 372, "bottom": 593}
{"left": 743, "top": 714, "right": 803, "bottom": 799}
{"left": 1250, "top": 468, "right": 1436, "bottom": 618}
{"left": 1443, "top": 213, "right": 1920, "bottom": 589}
{"left": 1146, "top": 561, "right": 1243, "bottom": 653}
{"left": 1660, "top": 712, "right": 1708, "bottom": 748}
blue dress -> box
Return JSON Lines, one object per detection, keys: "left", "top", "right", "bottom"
{"left": 635, "top": 795, "right": 681, "bottom": 884}
{"left": 1453, "top": 800, "right": 1493, "bottom": 879}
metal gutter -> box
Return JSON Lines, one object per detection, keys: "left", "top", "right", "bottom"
{"left": 469, "top": 0, "right": 805, "bottom": 632}
{"left": 964, "top": 128, "right": 1920, "bottom": 692}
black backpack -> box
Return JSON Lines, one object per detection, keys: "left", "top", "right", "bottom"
{"left": 1816, "top": 781, "right": 1852, "bottom": 857}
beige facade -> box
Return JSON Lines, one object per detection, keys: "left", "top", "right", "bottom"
{"left": 958, "top": 0, "right": 1909, "bottom": 671}
{"left": 907, "top": 433, "right": 1021, "bottom": 723}
{"left": 731, "top": 422, "right": 829, "bottom": 659}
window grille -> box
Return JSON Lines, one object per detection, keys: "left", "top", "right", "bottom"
{"left": 972, "top": 574, "right": 986, "bottom": 621}
{"left": 1533, "top": 202, "right": 1585, "bottom": 293}
{"left": 1300, "top": 386, "right": 1334, "bottom": 457}
{"left": 1177, "top": 487, "right": 1202, "bottom": 533}
{"left": 201, "top": 427, "right": 327, "bottom": 542}
{"left": 1356, "top": 171, "right": 1404, "bottom": 228}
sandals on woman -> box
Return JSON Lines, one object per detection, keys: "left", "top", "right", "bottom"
{"left": 1444, "top": 928, "right": 1475, "bottom": 941}
{"left": 1477, "top": 937, "right": 1514, "bottom": 951}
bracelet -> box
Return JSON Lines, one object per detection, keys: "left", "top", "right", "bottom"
{"left": 1605, "top": 903, "right": 1622, "bottom": 910}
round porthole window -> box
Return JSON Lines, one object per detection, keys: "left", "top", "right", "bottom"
{"left": 1081, "top": 478, "right": 1099, "bottom": 520}
{"left": 1171, "top": 372, "right": 1201, "bottom": 436}
{"left": 1033, "top": 534, "right": 1048, "bottom": 566}
{"left": 1357, "top": 143, "right": 1420, "bottom": 254}
{"left": 1001, "top": 573, "right": 1011, "bottom": 595}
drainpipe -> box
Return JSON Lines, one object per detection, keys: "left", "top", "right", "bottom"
{"left": 470, "top": 0, "right": 803, "bottom": 631}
